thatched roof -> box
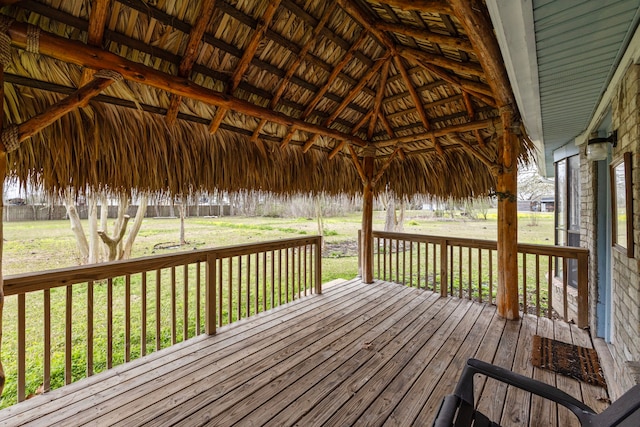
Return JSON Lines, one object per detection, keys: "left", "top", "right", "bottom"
{"left": 0, "top": 0, "right": 531, "bottom": 199}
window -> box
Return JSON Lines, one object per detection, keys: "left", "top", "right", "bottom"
{"left": 555, "top": 155, "right": 581, "bottom": 287}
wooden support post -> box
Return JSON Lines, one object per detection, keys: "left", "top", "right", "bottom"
{"left": 496, "top": 127, "right": 519, "bottom": 320}
{"left": 361, "top": 150, "right": 375, "bottom": 284}
{"left": 205, "top": 254, "right": 217, "bottom": 335}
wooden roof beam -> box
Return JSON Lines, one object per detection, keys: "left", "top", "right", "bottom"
{"left": 368, "top": 59, "right": 390, "bottom": 140}
{"left": 462, "top": 91, "right": 486, "bottom": 148}
{"left": 5, "top": 21, "right": 368, "bottom": 147}
{"left": 446, "top": 133, "right": 498, "bottom": 173}
{"left": 337, "top": 0, "right": 397, "bottom": 54}
{"left": 397, "top": 46, "right": 485, "bottom": 78}
{"left": 372, "top": 147, "right": 403, "bottom": 186}
{"left": 376, "top": 21, "right": 472, "bottom": 52}
{"left": 416, "top": 62, "right": 496, "bottom": 106}
{"left": 394, "top": 55, "right": 444, "bottom": 155}
{"left": 79, "top": 0, "right": 112, "bottom": 86}
{"left": 2, "top": 75, "right": 117, "bottom": 150}
{"left": 250, "top": 2, "right": 336, "bottom": 145}
{"left": 374, "top": 117, "right": 499, "bottom": 148}
{"left": 348, "top": 145, "right": 367, "bottom": 184}
{"left": 209, "top": 0, "right": 282, "bottom": 134}
{"left": 448, "top": 0, "right": 514, "bottom": 109}
{"left": 165, "top": 1, "right": 217, "bottom": 125}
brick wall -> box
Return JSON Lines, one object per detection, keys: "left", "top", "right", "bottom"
{"left": 595, "top": 64, "right": 640, "bottom": 391}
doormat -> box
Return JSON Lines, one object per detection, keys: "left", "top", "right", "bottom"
{"left": 531, "top": 335, "right": 607, "bottom": 389}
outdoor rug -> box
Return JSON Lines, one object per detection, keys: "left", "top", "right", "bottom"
{"left": 531, "top": 334, "right": 607, "bottom": 388}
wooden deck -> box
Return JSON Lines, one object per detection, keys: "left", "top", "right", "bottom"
{"left": 0, "top": 279, "right": 609, "bottom": 426}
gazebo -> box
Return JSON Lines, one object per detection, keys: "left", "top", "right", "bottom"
{"left": 0, "top": 0, "right": 607, "bottom": 425}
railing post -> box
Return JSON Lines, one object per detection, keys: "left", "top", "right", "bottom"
{"left": 440, "top": 239, "right": 448, "bottom": 297}
{"left": 577, "top": 252, "right": 589, "bottom": 328}
{"left": 205, "top": 253, "right": 217, "bottom": 335}
{"left": 357, "top": 229, "right": 362, "bottom": 278}
{"left": 314, "top": 237, "right": 322, "bottom": 294}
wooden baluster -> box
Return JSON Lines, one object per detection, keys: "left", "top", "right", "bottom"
{"left": 522, "top": 253, "right": 527, "bottom": 315}
{"left": 577, "top": 252, "right": 589, "bottom": 328}
{"left": 285, "top": 249, "right": 289, "bottom": 303}
{"left": 86, "top": 283, "right": 92, "bottom": 377}
{"left": 196, "top": 261, "right": 201, "bottom": 334}
{"left": 237, "top": 255, "right": 242, "bottom": 320}
{"left": 262, "top": 252, "right": 267, "bottom": 311}
{"left": 245, "top": 254, "right": 250, "bottom": 317}
{"left": 458, "top": 246, "right": 463, "bottom": 298}
{"left": 314, "top": 238, "right": 322, "bottom": 294}
{"left": 44, "top": 289, "right": 51, "bottom": 390}
{"left": 297, "top": 246, "right": 302, "bottom": 298}
{"left": 409, "top": 241, "right": 413, "bottom": 287}
{"left": 535, "top": 254, "right": 540, "bottom": 317}
{"left": 562, "top": 258, "right": 568, "bottom": 321}
{"left": 270, "top": 250, "right": 275, "bottom": 308}
{"left": 155, "top": 269, "right": 161, "bottom": 351}
{"left": 303, "top": 246, "right": 307, "bottom": 296}
{"left": 478, "top": 248, "right": 483, "bottom": 303}
{"left": 183, "top": 264, "right": 188, "bottom": 341}
{"left": 18, "top": 294, "right": 25, "bottom": 400}
{"left": 254, "top": 253, "right": 259, "bottom": 314}
{"left": 205, "top": 255, "right": 216, "bottom": 335}
{"left": 217, "top": 259, "right": 223, "bottom": 327}
{"left": 107, "top": 279, "right": 112, "bottom": 369}
{"left": 125, "top": 275, "right": 131, "bottom": 362}
{"left": 547, "top": 256, "right": 553, "bottom": 319}
{"left": 278, "top": 250, "right": 282, "bottom": 306}
{"left": 141, "top": 272, "right": 147, "bottom": 356}
{"left": 402, "top": 240, "right": 407, "bottom": 285}
{"left": 467, "top": 246, "right": 472, "bottom": 300}
{"left": 227, "top": 257, "right": 233, "bottom": 325}
{"left": 417, "top": 242, "right": 421, "bottom": 289}
{"left": 170, "top": 267, "right": 176, "bottom": 344}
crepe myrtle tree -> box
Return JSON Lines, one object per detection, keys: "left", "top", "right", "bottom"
{"left": 63, "top": 188, "right": 149, "bottom": 263}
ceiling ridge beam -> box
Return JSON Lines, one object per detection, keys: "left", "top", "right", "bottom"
{"left": 166, "top": 0, "right": 217, "bottom": 125}
{"left": 5, "top": 21, "right": 369, "bottom": 148}
{"left": 209, "top": 0, "right": 282, "bottom": 134}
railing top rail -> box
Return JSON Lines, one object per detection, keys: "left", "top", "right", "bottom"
{"left": 371, "top": 230, "right": 588, "bottom": 258}
{"left": 4, "top": 235, "right": 322, "bottom": 296}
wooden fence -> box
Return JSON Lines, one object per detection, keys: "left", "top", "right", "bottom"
{"left": 361, "top": 231, "right": 588, "bottom": 326}
{"left": 2, "top": 236, "right": 321, "bottom": 404}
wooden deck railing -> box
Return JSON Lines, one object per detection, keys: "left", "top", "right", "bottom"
{"left": 362, "top": 231, "right": 588, "bottom": 326}
{"left": 2, "top": 236, "right": 322, "bottom": 404}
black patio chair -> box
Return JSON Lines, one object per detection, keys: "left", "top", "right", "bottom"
{"left": 433, "top": 358, "right": 640, "bottom": 427}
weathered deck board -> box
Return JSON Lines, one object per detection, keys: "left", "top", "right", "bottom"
{"left": 0, "top": 279, "right": 609, "bottom": 426}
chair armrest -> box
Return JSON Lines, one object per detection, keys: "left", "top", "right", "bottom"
{"left": 460, "top": 358, "right": 596, "bottom": 422}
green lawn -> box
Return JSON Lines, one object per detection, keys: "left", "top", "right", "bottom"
{"left": 0, "top": 209, "right": 554, "bottom": 407}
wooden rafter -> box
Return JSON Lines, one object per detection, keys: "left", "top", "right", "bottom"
{"left": 416, "top": 62, "right": 496, "bottom": 106}
{"left": 328, "top": 141, "right": 346, "bottom": 160}
{"left": 375, "top": 21, "right": 473, "bottom": 52}
{"left": 6, "top": 76, "right": 117, "bottom": 145}
{"left": 368, "top": 59, "right": 389, "bottom": 140}
{"left": 302, "top": 54, "right": 390, "bottom": 153}
{"left": 338, "top": 0, "right": 396, "bottom": 53}
{"left": 279, "top": 30, "right": 369, "bottom": 148}
{"left": 397, "top": 46, "right": 485, "bottom": 78}
{"left": 374, "top": 117, "right": 498, "bottom": 148}
{"left": 165, "top": 1, "right": 217, "bottom": 125}
{"left": 250, "top": 1, "right": 337, "bottom": 144}
{"left": 5, "top": 21, "right": 369, "bottom": 147}
{"left": 79, "top": 0, "right": 112, "bottom": 86}
{"left": 446, "top": 134, "right": 498, "bottom": 172}
{"left": 393, "top": 55, "right": 445, "bottom": 155}
{"left": 462, "top": 91, "right": 486, "bottom": 148}
{"left": 209, "top": 0, "right": 282, "bottom": 134}
{"left": 348, "top": 145, "right": 367, "bottom": 184}
{"left": 448, "top": 0, "right": 514, "bottom": 109}
{"left": 378, "top": 112, "right": 395, "bottom": 138}
{"left": 372, "top": 147, "right": 403, "bottom": 185}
